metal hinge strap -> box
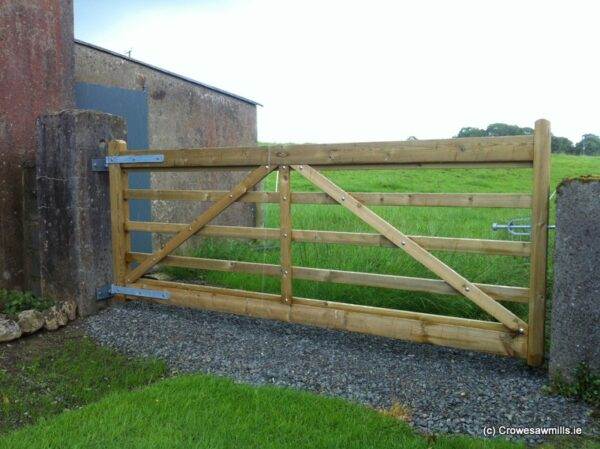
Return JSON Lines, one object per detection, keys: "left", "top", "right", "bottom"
{"left": 91, "top": 154, "right": 165, "bottom": 172}
{"left": 96, "top": 284, "right": 170, "bottom": 301}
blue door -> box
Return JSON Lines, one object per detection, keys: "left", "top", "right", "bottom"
{"left": 75, "top": 82, "right": 152, "bottom": 253}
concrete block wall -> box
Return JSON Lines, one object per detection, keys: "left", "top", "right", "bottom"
{"left": 0, "top": 0, "right": 74, "bottom": 288}
{"left": 74, "top": 43, "right": 259, "bottom": 252}
{"left": 549, "top": 177, "right": 600, "bottom": 382}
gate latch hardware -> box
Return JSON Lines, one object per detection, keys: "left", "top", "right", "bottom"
{"left": 96, "top": 284, "right": 170, "bottom": 301}
{"left": 91, "top": 154, "right": 165, "bottom": 172}
{"left": 492, "top": 218, "right": 556, "bottom": 236}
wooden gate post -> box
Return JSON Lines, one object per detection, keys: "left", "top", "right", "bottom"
{"left": 528, "top": 119, "right": 551, "bottom": 366}
{"left": 108, "top": 140, "right": 129, "bottom": 300}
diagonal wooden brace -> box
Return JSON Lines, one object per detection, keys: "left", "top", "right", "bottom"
{"left": 124, "top": 165, "right": 276, "bottom": 284}
{"left": 291, "top": 164, "right": 527, "bottom": 333}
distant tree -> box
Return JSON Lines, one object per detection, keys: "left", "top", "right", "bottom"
{"left": 454, "top": 122, "right": 587, "bottom": 155}
{"left": 551, "top": 136, "right": 575, "bottom": 154}
{"left": 485, "top": 123, "right": 533, "bottom": 136}
{"left": 575, "top": 134, "right": 600, "bottom": 156}
{"left": 455, "top": 127, "right": 486, "bottom": 138}
{"left": 456, "top": 123, "right": 534, "bottom": 138}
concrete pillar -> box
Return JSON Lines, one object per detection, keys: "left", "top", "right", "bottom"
{"left": 22, "top": 161, "right": 41, "bottom": 296}
{"left": 0, "top": 0, "right": 74, "bottom": 288}
{"left": 37, "top": 110, "right": 126, "bottom": 316}
{"left": 549, "top": 177, "right": 600, "bottom": 382}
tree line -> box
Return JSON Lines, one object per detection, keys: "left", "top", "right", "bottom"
{"left": 455, "top": 123, "right": 600, "bottom": 156}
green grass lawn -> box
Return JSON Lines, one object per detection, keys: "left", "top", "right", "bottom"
{"left": 167, "top": 154, "right": 600, "bottom": 321}
{"left": 0, "top": 330, "right": 166, "bottom": 433}
{"left": 0, "top": 373, "right": 526, "bottom": 449}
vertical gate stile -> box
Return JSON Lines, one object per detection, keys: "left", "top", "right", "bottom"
{"left": 123, "top": 169, "right": 131, "bottom": 271}
{"left": 279, "top": 165, "right": 293, "bottom": 305}
{"left": 528, "top": 119, "right": 551, "bottom": 366}
{"left": 108, "top": 140, "right": 129, "bottom": 300}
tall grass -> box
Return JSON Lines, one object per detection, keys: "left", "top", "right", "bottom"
{"left": 165, "top": 154, "right": 600, "bottom": 321}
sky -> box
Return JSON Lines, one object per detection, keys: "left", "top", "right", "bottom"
{"left": 74, "top": 0, "right": 599, "bottom": 144}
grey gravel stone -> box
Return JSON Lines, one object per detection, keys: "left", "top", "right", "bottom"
{"left": 60, "top": 300, "right": 77, "bottom": 321}
{"left": 85, "top": 302, "right": 597, "bottom": 443}
{"left": 17, "top": 309, "right": 44, "bottom": 333}
{"left": 43, "top": 306, "right": 62, "bottom": 330}
{"left": 0, "top": 314, "right": 22, "bottom": 342}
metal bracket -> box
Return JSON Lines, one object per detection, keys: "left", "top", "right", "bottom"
{"left": 492, "top": 218, "right": 556, "bottom": 236}
{"left": 91, "top": 154, "right": 165, "bottom": 172}
{"left": 96, "top": 284, "right": 170, "bottom": 301}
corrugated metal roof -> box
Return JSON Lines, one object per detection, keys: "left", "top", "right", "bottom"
{"left": 74, "top": 39, "right": 261, "bottom": 106}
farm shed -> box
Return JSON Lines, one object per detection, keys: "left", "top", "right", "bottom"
{"left": 6, "top": 0, "right": 260, "bottom": 293}
{"left": 73, "top": 40, "right": 260, "bottom": 252}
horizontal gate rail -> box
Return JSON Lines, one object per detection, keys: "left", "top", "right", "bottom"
{"left": 126, "top": 252, "right": 530, "bottom": 302}
{"left": 132, "top": 278, "right": 527, "bottom": 359}
{"left": 105, "top": 120, "right": 550, "bottom": 365}
{"left": 125, "top": 221, "right": 531, "bottom": 257}
{"left": 113, "top": 135, "right": 534, "bottom": 169}
{"left": 125, "top": 189, "right": 533, "bottom": 208}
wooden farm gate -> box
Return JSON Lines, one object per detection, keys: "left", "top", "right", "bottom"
{"left": 105, "top": 119, "right": 551, "bottom": 366}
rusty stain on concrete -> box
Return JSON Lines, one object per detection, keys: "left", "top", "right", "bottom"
{"left": 0, "top": 0, "right": 74, "bottom": 288}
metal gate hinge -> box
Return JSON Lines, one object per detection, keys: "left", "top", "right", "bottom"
{"left": 91, "top": 154, "right": 165, "bottom": 172}
{"left": 96, "top": 284, "right": 170, "bottom": 301}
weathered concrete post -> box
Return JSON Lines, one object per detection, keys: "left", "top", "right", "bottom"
{"left": 36, "top": 110, "right": 126, "bottom": 316}
{"left": 549, "top": 177, "right": 600, "bottom": 382}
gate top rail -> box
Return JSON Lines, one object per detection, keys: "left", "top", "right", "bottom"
{"left": 111, "top": 135, "right": 534, "bottom": 169}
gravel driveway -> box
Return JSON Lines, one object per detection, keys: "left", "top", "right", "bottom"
{"left": 85, "top": 301, "right": 596, "bottom": 443}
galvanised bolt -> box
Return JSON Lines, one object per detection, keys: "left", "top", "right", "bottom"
{"left": 401, "top": 241, "right": 406, "bottom": 246}
{"left": 464, "top": 286, "right": 470, "bottom": 292}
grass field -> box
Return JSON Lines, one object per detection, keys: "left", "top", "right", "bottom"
{"left": 167, "top": 154, "right": 600, "bottom": 322}
{"left": 0, "top": 331, "right": 166, "bottom": 434}
{"left": 0, "top": 374, "right": 531, "bottom": 449}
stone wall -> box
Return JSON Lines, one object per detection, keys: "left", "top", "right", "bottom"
{"left": 0, "top": 0, "right": 74, "bottom": 288}
{"left": 74, "top": 43, "right": 259, "bottom": 251}
{"left": 549, "top": 177, "right": 600, "bottom": 382}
